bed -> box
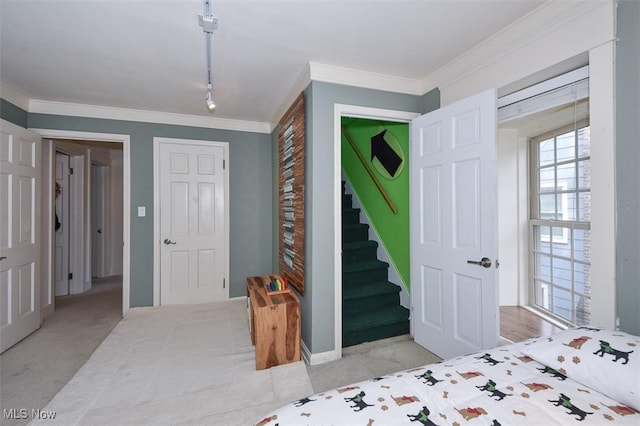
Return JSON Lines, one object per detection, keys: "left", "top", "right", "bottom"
{"left": 255, "top": 327, "right": 639, "bottom": 425}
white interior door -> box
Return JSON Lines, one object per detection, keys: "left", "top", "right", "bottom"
{"left": 159, "top": 140, "right": 227, "bottom": 305}
{"left": 411, "top": 89, "right": 498, "bottom": 359}
{"left": 0, "top": 120, "right": 42, "bottom": 354}
{"left": 91, "top": 164, "right": 106, "bottom": 278}
{"left": 55, "top": 153, "right": 70, "bottom": 296}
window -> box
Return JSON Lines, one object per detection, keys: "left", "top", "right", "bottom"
{"left": 530, "top": 121, "right": 591, "bottom": 326}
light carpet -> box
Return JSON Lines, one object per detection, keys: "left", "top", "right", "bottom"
{"left": 306, "top": 334, "right": 441, "bottom": 394}
{"left": 1, "top": 277, "right": 122, "bottom": 426}
{"left": 28, "top": 299, "right": 313, "bottom": 426}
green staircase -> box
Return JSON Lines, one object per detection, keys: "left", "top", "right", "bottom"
{"left": 342, "top": 181, "right": 410, "bottom": 347}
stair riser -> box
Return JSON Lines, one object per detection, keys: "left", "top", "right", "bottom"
{"left": 342, "top": 194, "right": 352, "bottom": 208}
{"left": 343, "top": 293, "right": 401, "bottom": 315}
{"left": 343, "top": 267, "right": 388, "bottom": 286}
{"left": 342, "top": 209, "right": 360, "bottom": 224}
{"left": 343, "top": 321, "right": 410, "bottom": 347}
{"left": 342, "top": 246, "right": 378, "bottom": 264}
{"left": 342, "top": 227, "right": 368, "bottom": 242}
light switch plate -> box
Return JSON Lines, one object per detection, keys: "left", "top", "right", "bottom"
{"left": 138, "top": 206, "right": 146, "bottom": 217}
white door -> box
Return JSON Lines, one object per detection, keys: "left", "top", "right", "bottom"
{"left": 91, "top": 164, "right": 106, "bottom": 278}
{"left": 159, "top": 141, "right": 227, "bottom": 305}
{"left": 411, "top": 89, "right": 498, "bottom": 359}
{"left": 0, "top": 120, "right": 42, "bottom": 354}
{"left": 55, "top": 153, "right": 70, "bottom": 296}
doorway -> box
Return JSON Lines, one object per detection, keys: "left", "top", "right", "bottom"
{"left": 333, "top": 105, "right": 419, "bottom": 360}
{"left": 34, "top": 129, "right": 131, "bottom": 317}
{"left": 52, "top": 140, "right": 124, "bottom": 301}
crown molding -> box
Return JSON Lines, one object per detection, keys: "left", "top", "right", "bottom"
{"left": 0, "top": 83, "right": 30, "bottom": 111}
{"left": 28, "top": 99, "right": 271, "bottom": 134}
{"left": 419, "top": 0, "right": 610, "bottom": 100}
{"left": 269, "top": 63, "right": 311, "bottom": 131}
{"left": 309, "top": 62, "right": 422, "bottom": 96}
{"left": 268, "top": 61, "right": 423, "bottom": 130}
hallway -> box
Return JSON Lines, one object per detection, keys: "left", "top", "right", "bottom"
{"left": 0, "top": 276, "right": 122, "bottom": 425}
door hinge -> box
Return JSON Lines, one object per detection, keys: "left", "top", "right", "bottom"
{"left": 68, "top": 272, "right": 73, "bottom": 280}
{"left": 223, "top": 159, "right": 226, "bottom": 169}
{"left": 223, "top": 278, "right": 226, "bottom": 289}
{"left": 68, "top": 167, "right": 74, "bottom": 175}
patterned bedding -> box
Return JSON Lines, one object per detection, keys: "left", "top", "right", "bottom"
{"left": 255, "top": 327, "right": 640, "bottom": 425}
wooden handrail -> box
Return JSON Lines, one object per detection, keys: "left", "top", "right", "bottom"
{"left": 341, "top": 126, "right": 398, "bottom": 214}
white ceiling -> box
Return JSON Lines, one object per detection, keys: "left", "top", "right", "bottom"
{"left": 0, "top": 0, "right": 545, "bottom": 127}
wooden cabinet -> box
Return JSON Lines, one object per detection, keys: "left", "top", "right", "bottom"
{"left": 246, "top": 275, "right": 301, "bottom": 370}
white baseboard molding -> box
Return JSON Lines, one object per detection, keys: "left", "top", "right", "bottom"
{"left": 230, "top": 295, "right": 247, "bottom": 302}
{"left": 301, "top": 339, "right": 340, "bottom": 365}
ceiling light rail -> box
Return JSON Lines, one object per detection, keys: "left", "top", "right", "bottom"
{"left": 198, "top": 0, "right": 218, "bottom": 112}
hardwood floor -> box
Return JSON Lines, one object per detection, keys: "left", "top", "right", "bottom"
{"left": 500, "top": 306, "right": 564, "bottom": 343}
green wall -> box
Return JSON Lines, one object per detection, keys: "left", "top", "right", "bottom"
{"left": 615, "top": 0, "right": 640, "bottom": 334}
{"left": 1, "top": 105, "right": 274, "bottom": 306}
{"left": 341, "top": 118, "right": 410, "bottom": 290}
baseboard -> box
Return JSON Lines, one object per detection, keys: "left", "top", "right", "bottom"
{"left": 230, "top": 295, "right": 247, "bottom": 302}
{"left": 301, "top": 339, "right": 340, "bottom": 365}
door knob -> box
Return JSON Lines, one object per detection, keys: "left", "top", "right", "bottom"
{"left": 163, "top": 239, "right": 177, "bottom": 245}
{"left": 467, "top": 257, "right": 492, "bottom": 268}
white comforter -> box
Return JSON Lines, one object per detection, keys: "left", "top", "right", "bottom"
{"left": 256, "top": 334, "right": 639, "bottom": 425}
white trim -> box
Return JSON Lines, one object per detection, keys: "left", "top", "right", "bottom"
{"left": 421, "top": 0, "right": 611, "bottom": 105}
{"left": 310, "top": 62, "right": 422, "bottom": 96}
{"left": 28, "top": 99, "right": 271, "bottom": 134}
{"left": 0, "top": 83, "right": 30, "bottom": 111}
{"left": 153, "top": 137, "right": 230, "bottom": 306}
{"left": 333, "top": 104, "right": 419, "bottom": 361}
{"left": 587, "top": 41, "right": 616, "bottom": 330}
{"left": 230, "top": 295, "right": 247, "bottom": 302}
{"left": 31, "top": 128, "right": 131, "bottom": 316}
{"left": 301, "top": 339, "right": 339, "bottom": 366}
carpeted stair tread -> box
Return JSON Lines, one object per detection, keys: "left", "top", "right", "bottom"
{"left": 342, "top": 240, "right": 378, "bottom": 251}
{"left": 343, "top": 280, "right": 400, "bottom": 300}
{"left": 343, "top": 259, "right": 389, "bottom": 274}
{"left": 343, "top": 305, "right": 410, "bottom": 332}
{"left": 341, "top": 179, "right": 408, "bottom": 347}
{"left": 342, "top": 223, "right": 368, "bottom": 232}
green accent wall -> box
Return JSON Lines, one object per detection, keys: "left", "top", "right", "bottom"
{"left": 341, "top": 118, "right": 410, "bottom": 290}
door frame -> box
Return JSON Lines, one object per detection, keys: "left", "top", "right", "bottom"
{"left": 33, "top": 129, "right": 131, "bottom": 316}
{"left": 152, "top": 137, "right": 230, "bottom": 306}
{"left": 332, "top": 104, "right": 419, "bottom": 361}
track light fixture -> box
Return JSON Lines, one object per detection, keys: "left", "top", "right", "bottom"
{"left": 198, "top": 0, "right": 218, "bottom": 112}
{"left": 206, "top": 88, "right": 216, "bottom": 111}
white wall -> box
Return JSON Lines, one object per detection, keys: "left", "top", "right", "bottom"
{"left": 497, "top": 128, "right": 525, "bottom": 306}
{"left": 424, "top": 0, "right": 616, "bottom": 328}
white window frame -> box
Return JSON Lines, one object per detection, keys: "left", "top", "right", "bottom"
{"left": 528, "top": 119, "right": 591, "bottom": 326}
